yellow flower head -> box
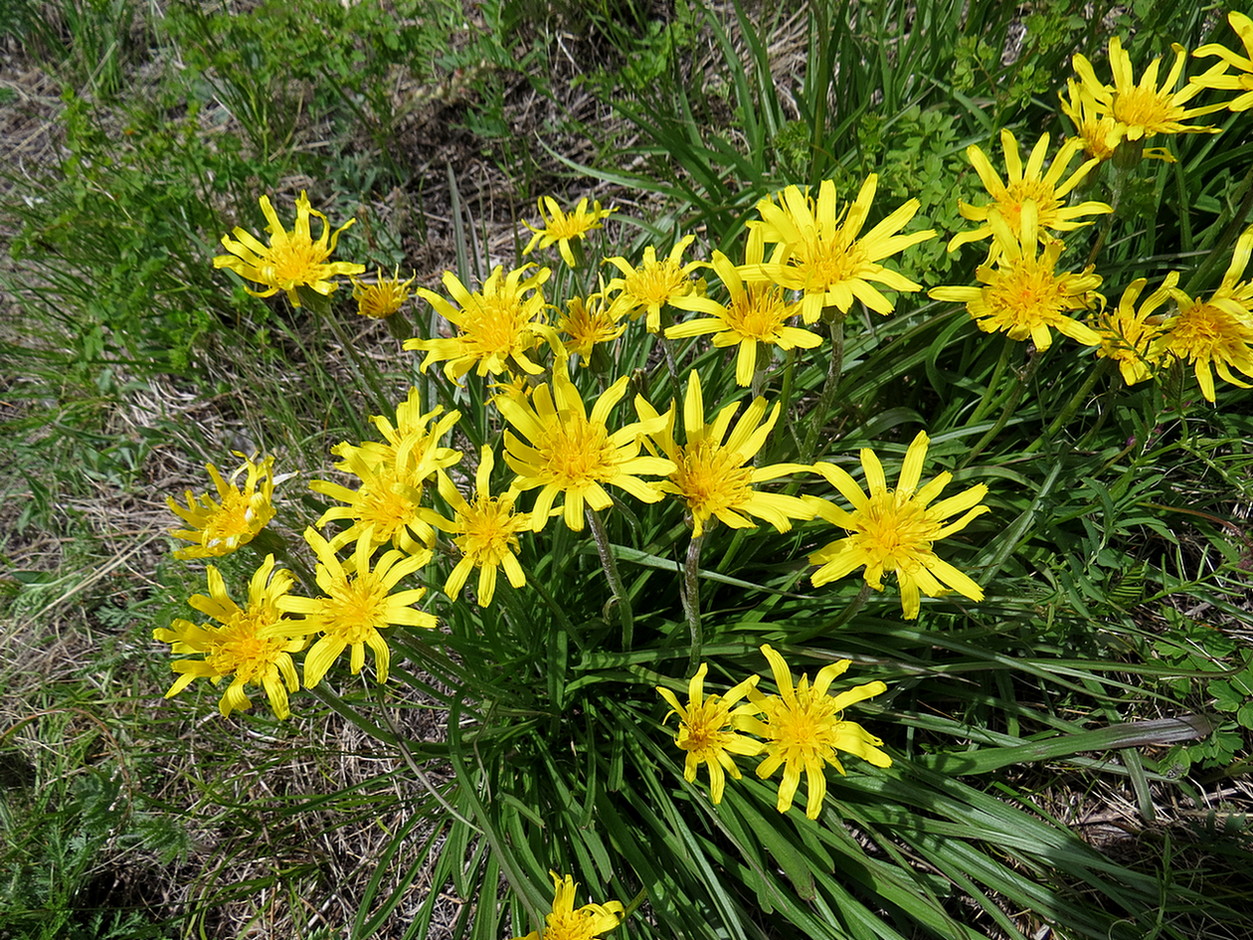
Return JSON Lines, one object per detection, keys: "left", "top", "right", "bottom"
{"left": 311, "top": 445, "right": 440, "bottom": 561}
{"left": 556, "top": 290, "right": 627, "bottom": 362}
{"left": 512, "top": 871, "right": 624, "bottom": 940}
{"left": 1193, "top": 12, "right": 1253, "bottom": 112}
{"left": 809, "top": 431, "right": 989, "bottom": 620}
{"left": 167, "top": 452, "right": 276, "bottom": 560}
{"left": 497, "top": 369, "right": 676, "bottom": 532}
{"left": 523, "top": 196, "right": 616, "bottom": 268}
{"left": 635, "top": 371, "right": 815, "bottom": 537}
{"left": 405, "top": 264, "right": 556, "bottom": 380}
{"left": 948, "top": 129, "right": 1111, "bottom": 254}
{"left": 1092, "top": 272, "right": 1177, "bottom": 386}
{"left": 338, "top": 387, "right": 463, "bottom": 484}
{"left": 930, "top": 207, "right": 1103, "bottom": 351}
{"left": 744, "top": 175, "right": 936, "bottom": 324}
{"left": 276, "top": 529, "right": 437, "bottom": 688}
{"left": 746, "top": 645, "right": 891, "bottom": 820}
{"left": 1060, "top": 78, "right": 1122, "bottom": 162}
{"left": 213, "top": 191, "right": 365, "bottom": 307}
{"left": 656, "top": 662, "right": 764, "bottom": 804}
{"left": 604, "top": 235, "right": 703, "bottom": 333}
{"left": 351, "top": 267, "right": 415, "bottom": 318}
{"left": 434, "top": 446, "right": 531, "bottom": 607}
{"left": 667, "top": 227, "right": 821, "bottom": 386}
{"left": 1152, "top": 228, "right": 1253, "bottom": 402}
{"left": 153, "top": 556, "right": 304, "bottom": 719}
{"left": 1071, "top": 36, "right": 1226, "bottom": 148}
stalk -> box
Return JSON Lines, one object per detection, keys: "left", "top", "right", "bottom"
{"left": 587, "top": 508, "right": 633, "bottom": 647}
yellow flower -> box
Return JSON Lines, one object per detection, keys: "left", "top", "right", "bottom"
{"left": 167, "top": 453, "right": 276, "bottom": 560}
{"left": 656, "top": 662, "right": 764, "bottom": 804}
{"left": 433, "top": 446, "right": 531, "bottom": 607}
{"left": 1092, "top": 273, "right": 1177, "bottom": 386}
{"left": 339, "top": 387, "right": 462, "bottom": 482}
{"left": 351, "top": 267, "right": 415, "bottom": 318}
{"left": 523, "top": 196, "right": 616, "bottom": 268}
{"left": 930, "top": 208, "right": 1103, "bottom": 351}
{"left": 1152, "top": 228, "right": 1253, "bottom": 402}
{"left": 604, "top": 235, "right": 702, "bottom": 332}
{"left": 556, "top": 291, "right": 627, "bottom": 362}
{"left": 1070, "top": 36, "right": 1225, "bottom": 148}
{"left": 153, "top": 556, "right": 304, "bottom": 719}
{"left": 512, "top": 872, "right": 624, "bottom": 940}
{"left": 405, "top": 264, "right": 555, "bottom": 380}
{"left": 747, "top": 644, "right": 891, "bottom": 820}
{"left": 311, "top": 445, "right": 440, "bottom": 561}
{"left": 635, "top": 371, "right": 814, "bottom": 537}
{"left": 667, "top": 226, "right": 822, "bottom": 386}
{"left": 745, "top": 175, "right": 936, "bottom": 324}
{"left": 213, "top": 191, "right": 365, "bottom": 307}
{"left": 809, "top": 431, "right": 989, "bottom": 620}
{"left": 276, "top": 529, "right": 436, "bottom": 688}
{"left": 947, "top": 129, "right": 1111, "bottom": 253}
{"left": 1193, "top": 12, "right": 1253, "bottom": 112}
{"left": 1060, "top": 79, "right": 1122, "bottom": 162}
{"left": 496, "top": 369, "right": 676, "bottom": 532}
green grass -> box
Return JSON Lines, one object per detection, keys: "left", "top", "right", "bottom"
{"left": 2, "top": 0, "right": 1251, "bottom": 938}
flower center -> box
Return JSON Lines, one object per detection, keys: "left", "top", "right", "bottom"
{"left": 266, "top": 237, "right": 327, "bottom": 285}
{"left": 626, "top": 261, "right": 691, "bottom": 306}
{"left": 725, "top": 285, "right": 790, "bottom": 339}
{"left": 541, "top": 415, "right": 616, "bottom": 485}
{"left": 544, "top": 910, "right": 604, "bottom": 940}
{"left": 324, "top": 576, "right": 391, "bottom": 643}
{"left": 465, "top": 294, "right": 534, "bottom": 355}
{"left": 1167, "top": 302, "right": 1252, "bottom": 357}
{"left": 1000, "top": 180, "right": 1059, "bottom": 229}
{"left": 987, "top": 261, "right": 1065, "bottom": 325}
{"left": 457, "top": 499, "right": 521, "bottom": 562}
{"left": 764, "top": 688, "right": 839, "bottom": 761}
{"left": 797, "top": 234, "right": 864, "bottom": 292}
{"left": 203, "top": 493, "right": 258, "bottom": 546}
{"left": 208, "top": 610, "right": 287, "bottom": 681}
{"left": 1112, "top": 87, "right": 1175, "bottom": 132}
{"left": 851, "top": 489, "right": 941, "bottom": 571}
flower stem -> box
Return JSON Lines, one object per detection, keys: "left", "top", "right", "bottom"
{"left": 959, "top": 348, "right": 1041, "bottom": 469}
{"left": 587, "top": 508, "right": 633, "bottom": 647}
{"left": 801, "top": 315, "right": 845, "bottom": 462}
{"left": 1026, "top": 358, "right": 1112, "bottom": 455}
{"left": 969, "top": 335, "right": 1018, "bottom": 426}
{"left": 681, "top": 534, "right": 704, "bottom": 674}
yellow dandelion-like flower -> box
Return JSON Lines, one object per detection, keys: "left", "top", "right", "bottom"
{"left": 656, "top": 662, "right": 764, "bottom": 804}
{"left": 603, "top": 235, "right": 703, "bottom": 333}
{"left": 213, "top": 191, "right": 365, "bottom": 307}
{"left": 337, "top": 387, "right": 463, "bottom": 484}
{"left": 511, "top": 872, "right": 624, "bottom": 940}
{"left": 523, "top": 196, "right": 616, "bottom": 268}
{"left": 276, "top": 529, "right": 436, "bottom": 688}
{"left": 1092, "top": 273, "right": 1177, "bottom": 386}
{"left": 667, "top": 227, "right": 822, "bottom": 386}
{"left": 1071, "top": 36, "right": 1225, "bottom": 148}
{"left": 153, "top": 555, "right": 304, "bottom": 719}
{"left": 635, "top": 370, "right": 814, "bottom": 537}
{"left": 556, "top": 291, "right": 627, "bottom": 362}
{"left": 746, "top": 644, "right": 891, "bottom": 820}
{"left": 432, "top": 446, "right": 531, "bottom": 607}
{"left": 310, "top": 445, "right": 440, "bottom": 560}
{"left": 167, "top": 452, "right": 276, "bottom": 560}
{"left": 405, "top": 264, "right": 556, "bottom": 380}
{"left": 1060, "top": 79, "right": 1179, "bottom": 164}
{"left": 745, "top": 175, "right": 936, "bottom": 324}
{"left": 809, "top": 431, "right": 989, "bottom": 620}
{"left": 496, "top": 369, "right": 676, "bottom": 532}
{"left": 947, "top": 129, "right": 1111, "bottom": 254}
{"left": 930, "top": 208, "right": 1103, "bottom": 350}
{"left": 1060, "top": 79, "right": 1122, "bottom": 162}
{"left": 351, "top": 267, "right": 415, "bottom": 318}
{"left": 1152, "top": 228, "right": 1253, "bottom": 402}
{"left": 1193, "top": 12, "right": 1253, "bottom": 112}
